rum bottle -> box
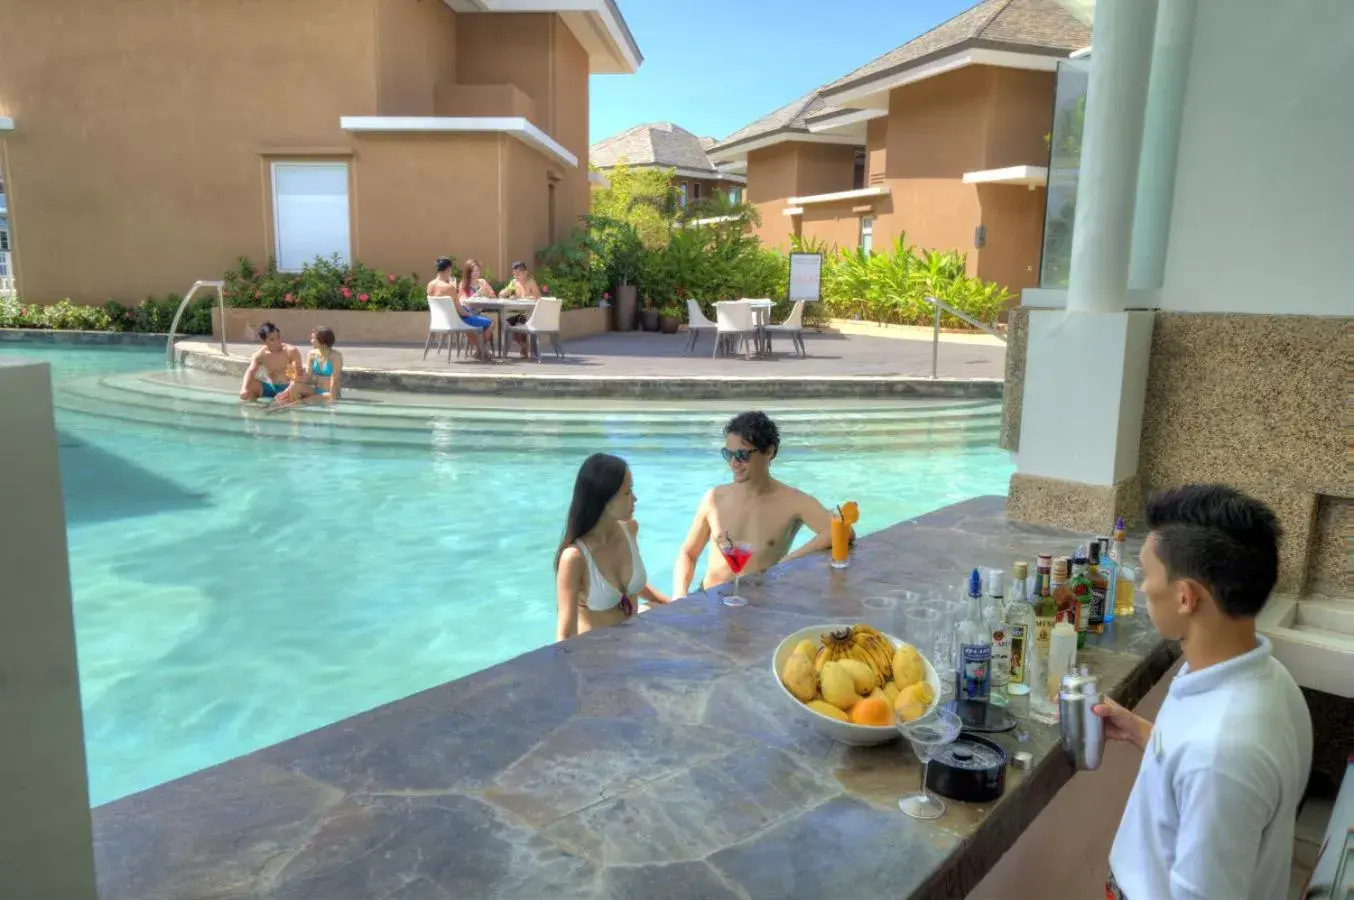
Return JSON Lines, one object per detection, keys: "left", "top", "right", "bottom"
{"left": 1003, "top": 560, "right": 1034, "bottom": 686}
{"left": 986, "top": 568, "right": 1010, "bottom": 688}
{"left": 1033, "top": 554, "right": 1056, "bottom": 678}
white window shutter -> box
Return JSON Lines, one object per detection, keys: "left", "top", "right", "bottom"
{"left": 272, "top": 163, "right": 351, "bottom": 271}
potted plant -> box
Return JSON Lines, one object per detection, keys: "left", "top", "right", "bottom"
{"left": 639, "top": 296, "right": 660, "bottom": 332}
{"left": 658, "top": 301, "right": 682, "bottom": 334}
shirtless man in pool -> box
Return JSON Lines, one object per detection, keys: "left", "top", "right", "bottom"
{"left": 673, "top": 411, "right": 848, "bottom": 597}
{"left": 239, "top": 322, "right": 304, "bottom": 401}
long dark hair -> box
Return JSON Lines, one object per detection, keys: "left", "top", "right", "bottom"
{"left": 555, "top": 453, "right": 629, "bottom": 570}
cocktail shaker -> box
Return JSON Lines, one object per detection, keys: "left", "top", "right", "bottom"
{"left": 1059, "top": 667, "right": 1104, "bottom": 771}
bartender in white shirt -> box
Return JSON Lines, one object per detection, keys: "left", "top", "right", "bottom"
{"left": 1094, "top": 484, "right": 1312, "bottom": 900}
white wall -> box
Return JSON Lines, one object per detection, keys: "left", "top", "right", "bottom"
{"left": 1159, "top": 0, "right": 1354, "bottom": 316}
{"left": 0, "top": 359, "right": 98, "bottom": 899}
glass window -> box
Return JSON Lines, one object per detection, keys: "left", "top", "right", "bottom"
{"left": 853, "top": 148, "right": 866, "bottom": 190}
{"left": 728, "top": 187, "right": 742, "bottom": 205}
{"left": 1038, "top": 58, "right": 1090, "bottom": 288}
{"left": 692, "top": 182, "right": 702, "bottom": 201}
{"left": 271, "top": 162, "right": 351, "bottom": 272}
{"left": 678, "top": 183, "right": 688, "bottom": 207}
{"left": 860, "top": 216, "right": 874, "bottom": 255}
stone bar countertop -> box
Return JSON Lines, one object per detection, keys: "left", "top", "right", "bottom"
{"left": 91, "top": 497, "right": 1178, "bottom": 899}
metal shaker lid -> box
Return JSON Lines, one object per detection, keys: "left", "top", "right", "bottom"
{"left": 1060, "top": 669, "right": 1099, "bottom": 695}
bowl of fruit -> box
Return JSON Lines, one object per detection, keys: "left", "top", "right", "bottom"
{"left": 772, "top": 623, "right": 942, "bottom": 746}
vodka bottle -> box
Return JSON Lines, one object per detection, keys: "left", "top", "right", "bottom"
{"left": 986, "top": 568, "right": 1010, "bottom": 688}
{"left": 955, "top": 568, "right": 992, "bottom": 703}
{"left": 1003, "top": 561, "right": 1034, "bottom": 686}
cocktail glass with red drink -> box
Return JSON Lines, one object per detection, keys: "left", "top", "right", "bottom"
{"left": 719, "top": 536, "right": 754, "bottom": 608}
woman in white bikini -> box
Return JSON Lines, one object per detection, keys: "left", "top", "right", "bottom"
{"left": 555, "top": 453, "right": 669, "bottom": 640}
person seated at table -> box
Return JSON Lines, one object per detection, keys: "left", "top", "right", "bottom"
{"left": 497, "top": 260, "right": 540, "bottom": 359}
{"left": 427, "top": 257, "right": 491, "bottom": 362}
{"left": 274, "top": 325, "right": 343, "bottom": 407}
{"left": 555, "top": 453, "right": 669, "bottom": 640}
{"left": 457, "top": 258, "right": 498, "bottom": 355}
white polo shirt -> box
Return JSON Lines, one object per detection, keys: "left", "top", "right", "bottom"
{"left": 1109, "top": 636, "right": 1312, "bottom": 900}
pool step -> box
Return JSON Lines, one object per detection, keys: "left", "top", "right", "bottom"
{"left": 53, "top": 376, "right": 1002, "bottom": 454}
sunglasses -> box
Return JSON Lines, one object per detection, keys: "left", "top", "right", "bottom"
{"left": 721, "top": 448, "right": 755, "bottom": 463}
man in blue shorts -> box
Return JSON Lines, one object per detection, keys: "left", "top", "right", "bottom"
{"left": 239, "top": 322, "right": 304, "bottom": 401}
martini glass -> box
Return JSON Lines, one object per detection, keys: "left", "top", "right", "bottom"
{"left": 896, "top": 707, "right": 962, "bottom": 819}
{"left": 720, "top": 539, "right": 754, "bottom": 608}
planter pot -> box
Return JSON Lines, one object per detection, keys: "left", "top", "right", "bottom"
{"left": 613, "top": 284, "right": 638, "bottom": 332}
{"left": 659, "top": 315, "right": 681, "bottom": 335}
{"left": 639, "top": 308, "right": 660, "bottom": 332}
{"left": 211, "top": 305, "right": 611, "bottom": 345}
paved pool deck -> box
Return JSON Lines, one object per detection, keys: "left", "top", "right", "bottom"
{"left": 91, "top": 496, "right": 1177, "bottom": 900}
{"left": 176, "top": 331, "right": 1007, "bottom": 400}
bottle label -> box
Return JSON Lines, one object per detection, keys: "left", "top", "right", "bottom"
{"left": 991, "top": 626, "right": 1011, "bottom": 687}
{"left": 1035, "top": 615, "right": 1054, "bottom": 652}
{"left": 958, "top": 643, "right": 991, "bottom": 701}
{"left": 1007, "top": 624, "right": 1027, "bottom": 683}
{"left": 1089, "top": 582, "right": 1107, "bottom": 624}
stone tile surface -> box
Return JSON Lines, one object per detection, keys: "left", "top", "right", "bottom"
{"left": 176, "top": 331, "right": 1005, "bottom": 400}
{"left": 92, "top": 498, "right": 1177, "bottom": 900}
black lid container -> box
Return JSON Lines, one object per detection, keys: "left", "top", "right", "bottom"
{"left": 925, "top": 733, "right": 1009, "bottom": 804}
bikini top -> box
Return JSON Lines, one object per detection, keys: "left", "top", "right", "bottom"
{"left": 310, "top": 354, "right": 334, "bottom": 377}
{"left": 574, "top": 528, "right": 646, "bottom": 614}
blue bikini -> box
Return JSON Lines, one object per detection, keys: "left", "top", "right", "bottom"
{"left": 310, "top": 354, "right": 333, "bottom": 395}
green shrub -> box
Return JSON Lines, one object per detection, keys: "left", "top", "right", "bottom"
{"left": 0, "top": 295, "right": 214, "bottom": 334}
{"left": 222, "top": 255, "right": 428, "bottom": 312}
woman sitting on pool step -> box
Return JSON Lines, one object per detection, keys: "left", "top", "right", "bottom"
{"left": 274, "top": 325, "right": 343, "bottom": 407}
{"left": 555, "top": 453, "right": 669, "bottom": 640}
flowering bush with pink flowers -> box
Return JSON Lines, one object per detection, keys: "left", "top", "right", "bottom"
{"left": 222, "top": 255, "right": 430, "bottom": 312}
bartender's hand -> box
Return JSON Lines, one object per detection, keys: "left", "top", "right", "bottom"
{"left": 1092, "top": 697, "right": 1152, "bottom": 752}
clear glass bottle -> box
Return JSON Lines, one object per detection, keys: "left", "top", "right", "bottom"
{"left": 955, "top": 568, "right": 992, "bottom": 703}
{"left": 986, "top": 568, "right": 1010, "bottom": 688}
{"left": 1003, "top": 561, "right": 1034, "bottom": 687}
{"left": 1033, "top": 554, "right": 1056, "bottom": 678}
{"left": 1111, "top": 516, "right": 1136, "bottom": 617}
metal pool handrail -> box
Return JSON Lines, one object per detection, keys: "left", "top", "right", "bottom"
{"left": 924, "top": 295, "right": 1006, "bottom": 380}
{"left": 166, "top": 280, "right": 227, "bottom": 366}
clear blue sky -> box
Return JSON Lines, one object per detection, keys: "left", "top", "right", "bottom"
{"left": 589, "top": 0, "right": 978, "bottom": 144}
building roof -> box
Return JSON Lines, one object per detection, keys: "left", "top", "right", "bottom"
{"left": 707, "top": 90, "right": 843, "bottom": 155}
{"left": 590, "top": 122, "right": 738, "bottom": 180}
{"left": 823, "top": 0, "right": 1090, "bottom": 97}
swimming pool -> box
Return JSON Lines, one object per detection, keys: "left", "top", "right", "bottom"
{"left": 9, "top": 343, "right": 1013, "bottom": 805}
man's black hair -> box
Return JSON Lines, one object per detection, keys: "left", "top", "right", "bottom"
{"left": 256, "top": 322, "right": 280, "bottom": 341}
{"left": 435, "top": 256, "right": 454, "bottom": 273}
{"left": 1145, "top": 483, "right": 1282, "bottom": 619}
{"left": 511, "top": 260, "right": 528, "bottom": 271}
{"left": 724, "top": 411, "right": 779, "bottom": 459}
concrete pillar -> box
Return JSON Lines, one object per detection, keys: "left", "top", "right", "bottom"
{"left": 1066, "top": 0, "right": 1160, "bottom": 313}
{"left": 1129, "top": 0, "right": 1198, "bottom": 290}
{"left": 0, "top": 360, "right": 99, "bottom": 899}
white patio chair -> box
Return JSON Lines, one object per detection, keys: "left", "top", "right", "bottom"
{"left": 713, "top": 301, "right": 758, "bottom": 359}
{"left": 763, "top": 300, "right": 807, "bottom": 357}
{"left": 424, "top": 296, "right": 483, "bottom": 360}
{"left": 505, "top": 297, "right": 563, "bottom": 361}
{"left": 683, "top": 299, "right": 718, "bottom": 355}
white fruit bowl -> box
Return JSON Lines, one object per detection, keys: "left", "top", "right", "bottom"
{"left": 771, "top": 623, "right": 943, "bottom": 746}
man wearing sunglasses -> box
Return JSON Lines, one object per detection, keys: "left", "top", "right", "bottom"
{"left": 673, "top": 411, "right": 844, "bottom": 598}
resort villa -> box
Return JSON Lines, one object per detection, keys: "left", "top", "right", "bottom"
{"left": 0, "top": 0, "right": 641, "bottom": 304}
{"left": 589, "top": 122, "right": 746, "bottom": 206}
{"left": 2, "top": 0, "right": 1352, "bottom": 898}
{"left": 708, "top": 0, "right": 1089, "bottom": 297}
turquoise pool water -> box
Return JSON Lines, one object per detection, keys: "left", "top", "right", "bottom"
{"left": 9, "top": 343, "right": 1013, "bottom": 805}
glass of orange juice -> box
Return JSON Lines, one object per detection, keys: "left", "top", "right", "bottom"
{"left": 830, "top": 515, "right": 850, "bottom": 568}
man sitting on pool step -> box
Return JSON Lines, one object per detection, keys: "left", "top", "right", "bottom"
{"left": 239, "top": 322, "right": 303, "bottom": 402}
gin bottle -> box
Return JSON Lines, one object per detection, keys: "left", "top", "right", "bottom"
{"left": 985, "top": 568, "right": 1010, "bottom": 688}
{"left": 1003, "top": 561, "right": 1034, "bottom": 686}
{"left": 955, "top": 568, "right": 992, "bottom": 703}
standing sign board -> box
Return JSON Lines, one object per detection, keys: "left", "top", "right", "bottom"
{"left": 788, "top": 252, "right": 822, "bottom": 302}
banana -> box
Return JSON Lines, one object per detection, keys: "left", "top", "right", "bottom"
{"left": 817, "top": 625, "right": 896, "bottom": 687}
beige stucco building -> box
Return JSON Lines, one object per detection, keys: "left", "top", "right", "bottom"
{"left": 0, "top": 0, "right": 641, "bottom": 303}
{"left": 709, "top": 0, "right": 1087, "bottom": 297}
{"left": 589, "top": 122, "right": 745, "bottom": 209}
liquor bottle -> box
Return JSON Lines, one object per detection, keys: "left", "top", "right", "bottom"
{"left": 1088, "top": 540, "right": 1108, "bottom": 632}
{"left": 985, "top": 568, "right": 1010, "bottom": 688}
{"left": 1050, "top": 556, "right": 1074, "bottom": 632}
{"left": 1111, "top": 516, "right": 1135, "bottom": 617}
{"left": 1097, "top": 533, "right": 1116, "bottom": 624}
{"left": 1033, "top": 554, "right": 1056, "bottom": 679}
{"left": 1068, "top": 552, "right": 1093, "bottom": 650}
{"left": 955, "top": 568, "right": 992, "bottom": 703}
{"left": 1003, "top": 560, "right": 1034, "bottom": 686}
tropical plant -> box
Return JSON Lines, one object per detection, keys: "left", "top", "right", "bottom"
{"left": 222, "top": 256, "right": 427, "bottom": 312}
{"left": 589, "top": 162, "right": 677, "bottom": 250}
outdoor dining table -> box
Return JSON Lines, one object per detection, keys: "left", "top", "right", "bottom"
{"left": 716, "top": 298, "right": 776, "bottom": 356}
{"left": 463, "top": 297, "right": 537, "bottom": 357}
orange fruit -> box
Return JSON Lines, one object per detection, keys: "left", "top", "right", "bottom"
{"left": 849, "top": 695, "right": 892, "bottom": 726}
{"left": 840, "top": 501, "right": 859, "bottom": 526}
